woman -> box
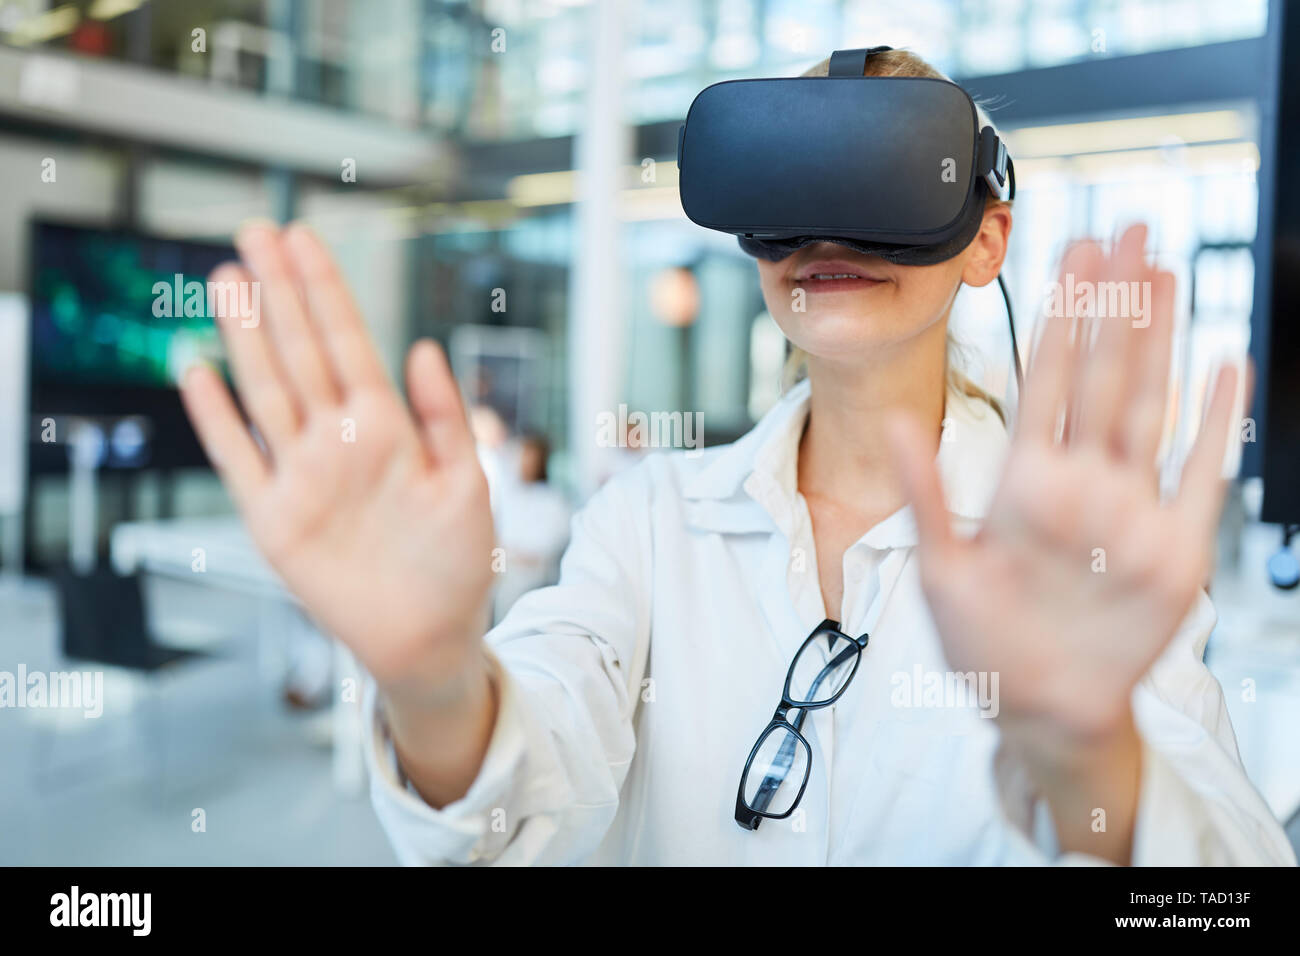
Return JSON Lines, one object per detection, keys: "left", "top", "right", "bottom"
{"left": 180, "top": 49, "right": 1294, "bottom": 866}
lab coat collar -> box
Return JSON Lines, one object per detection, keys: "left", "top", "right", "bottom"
{"left": 682, "top": 377, "right": 1011, "bottom": 545}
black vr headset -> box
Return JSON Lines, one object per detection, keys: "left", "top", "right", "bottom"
{"left": 676, "top": 46, "right": 1022, "bottom": 385}
{"left": 677, "top": 46, "right": 1014, "bottom": 263}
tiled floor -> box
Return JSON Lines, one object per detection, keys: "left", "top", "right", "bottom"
{"left": 0, "top": 575, "right": 395, "bottom": 866}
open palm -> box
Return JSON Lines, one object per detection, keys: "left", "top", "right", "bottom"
{"left": 180, "top": 223, "right": 494, "bottom": 688}
{"left": 889, "top": 224, "right": 1241, "bottom": 741}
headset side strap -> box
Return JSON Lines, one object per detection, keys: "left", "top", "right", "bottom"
{"left": 977, "top": 126, "right": 1012, "bottom": 201}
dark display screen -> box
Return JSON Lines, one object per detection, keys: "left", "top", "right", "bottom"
{"left": 1261, "top": 8, "right": 1300, "bottom": 524}
{"left": 30, "top": 221, "right": 231, "bottom": 389}
{"left": 27, "top": 221, "right": 236, "bottom": 473}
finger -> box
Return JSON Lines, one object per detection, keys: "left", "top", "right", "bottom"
{"left": 1017, "top": 311, "right": 1071, "bottom": 445}
{"left": 1019, "top": 240, "right": 1102, "bottom": 446}
{"left": 885, "top": 412, "right": 958, "bottom": 568}
{"left": 1071, "top": 309, "right": 1129, "bottom": 453}
{"left": 234, "top": 222, "right": 341, "bottom": 409}
{"left": 280, "top": 223, "right": 390, "bottom": 392}
{"left": 406, "top": 339, "right": 475, "bottom": 467}
{"left": 1073, "top": 225, "right": 1148, "bottom": 452}
{"left": 1177, "top": 362, "right": 1240, "bottom": 538}
{"left": 208, "top": 261, "right": 300, "bottom": 453}
{"left": 179, "top": 362, "right": 270, "bottom": 505}
{"left": 1242, "top": 355, "right": 1257, "bottom": 419}
{"left": 1119, "top": 269, "right": 1175, "bottom": 465}
{"left": 1057, "top": 240, "right": 1108, "bottom": 444}
{"left": 1113, "top": 222, "right": 1149, "bottom": 267}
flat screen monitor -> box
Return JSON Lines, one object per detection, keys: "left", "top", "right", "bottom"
{"left": 27, "top": 220, "right": 234, "bottom": 473}
{"left": 1260, "top": 6, "right": 1300, "bottom": 525}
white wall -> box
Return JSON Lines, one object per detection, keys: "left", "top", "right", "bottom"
{"left": 0, "top": 136, "right": 119, "bottom": 293}
{"left": 137, "top": 158, "right": 276, "bottom": 239}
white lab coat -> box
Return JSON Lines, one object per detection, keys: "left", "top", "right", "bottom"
{"left": 363, "top": 379, "right": 1296, "bottom": 866}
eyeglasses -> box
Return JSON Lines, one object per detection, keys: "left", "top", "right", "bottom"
{"left": 734, "top": 619, "right": 869, "bottom": 831}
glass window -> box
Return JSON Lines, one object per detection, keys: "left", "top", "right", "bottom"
{"left": 991, "top": 104, "right": 1261, "bottom": 460}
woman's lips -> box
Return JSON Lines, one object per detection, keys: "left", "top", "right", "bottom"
{"left": 793, "top": 275, "right": 886, "bottom": 293}
{"left": 790, "top": 258, "right": 888, "bottom": 292}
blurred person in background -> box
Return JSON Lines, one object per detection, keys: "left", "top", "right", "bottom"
{"left": 178, "top": 48, "right": 1294, "bottom": 865}
{"left": 491, "top": 432, "right": 572, "bottom": 623}
{"left": 467, "top": 383, "right": 513, "bottom": 514}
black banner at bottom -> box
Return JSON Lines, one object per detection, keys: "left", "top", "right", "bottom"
{"left": 2, "top": 865, "right": 1296, "bottom": 941}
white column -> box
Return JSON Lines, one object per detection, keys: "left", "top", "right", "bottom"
{"left": 567, "top": 0, "right": 630, "bottom": 498}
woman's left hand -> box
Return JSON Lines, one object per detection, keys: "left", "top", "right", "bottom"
{"left": 887, "top": 224, "right": 1243, "bottom": 847}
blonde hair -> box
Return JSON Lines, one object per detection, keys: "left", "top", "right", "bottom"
{"left": 780, "top": 48, "right": 1011, "bottom": 423}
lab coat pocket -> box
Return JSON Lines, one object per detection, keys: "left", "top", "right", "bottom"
{"left": 871, "top": 717, "right": 983, "bottom": 788}
{"left": 840, "top": 715, "right": 1000, "bottom": 863}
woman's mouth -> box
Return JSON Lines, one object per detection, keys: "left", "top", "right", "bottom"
{"left": 791, "top": 259, "right": 888, "bottom": 293}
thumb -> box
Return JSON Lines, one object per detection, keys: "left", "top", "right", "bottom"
{"left": 885, "top": 411, "right": 957, "bottom": 567}
{"left": 406, "top": 339, "right": 474, "bottom": 467}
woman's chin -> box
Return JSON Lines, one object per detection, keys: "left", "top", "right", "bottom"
{"left": 783, "top": 315, "right": 898, "bottom": 356}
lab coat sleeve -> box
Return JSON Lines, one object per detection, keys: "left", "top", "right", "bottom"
{"left": 363, "top": 462, "right": 653, "bottom": 866}
{"left": 994, "top": 590, "right": 1297, "bottom": 866}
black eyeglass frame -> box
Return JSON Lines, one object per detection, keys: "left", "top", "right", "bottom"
{"left": 734, "top": 618, "right": 870, "bottom": 831}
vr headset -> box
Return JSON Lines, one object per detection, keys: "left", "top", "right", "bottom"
{"left": 676, "top": 46, "right": 1021, "bottom": 382}
{"left": 677, "top": 46, "right": 1014, "bottom": 265}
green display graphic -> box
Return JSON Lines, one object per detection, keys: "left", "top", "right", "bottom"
{"left": 31, "top": 224, "right": 232, "bottom": 389}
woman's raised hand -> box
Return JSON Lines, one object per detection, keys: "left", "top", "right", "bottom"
{"left": 180, "top": 222, "right": 496, "bottom": 693}
{"left": 888, "top": 224, "right": 1241, "bottom": 747}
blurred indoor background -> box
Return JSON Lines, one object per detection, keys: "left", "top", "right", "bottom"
{"left": 0, "top": 0, "right": 1296, "bottom": 864}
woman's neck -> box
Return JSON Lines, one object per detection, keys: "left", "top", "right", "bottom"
{"left": 797, "top": 326, "right": 948, "bottom": 516}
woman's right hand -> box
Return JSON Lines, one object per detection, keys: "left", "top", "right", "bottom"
{"left": 180, "top": 221, "right": 496, "bottom": 700}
